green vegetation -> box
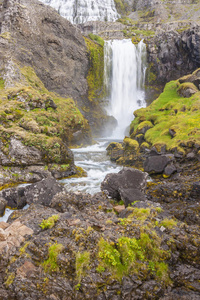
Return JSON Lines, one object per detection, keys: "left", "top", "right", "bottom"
{"left": 75, "top": 251, "right": 90, "bottom": 285}
{"left": 40, "top": 215, "right": 59, "bottom": 229}
{"left": 0, "top": 66, "right": 90, "bottom": 170}
{"left": 84, "top": 37, "right": 105, "bottom": 102}
{"left": 123, "top": 137, "right": 139, "bottom": 151}
{"left": 5, "top": 273, "right": 15, "bottom": 287}
{"left": 129, "top": 73, "right": 200, "bottom": 152}
{"left": 88, "top": 33, "right": 104, "bottom": 47}
{"left": 97, "top": 233, "right": 171, "bottom": 284}
{"left": 160, "top": 218, "right": 177, "bottom": 229}
{"left": 42, "top": 243, "right": 64, "bottom": 273}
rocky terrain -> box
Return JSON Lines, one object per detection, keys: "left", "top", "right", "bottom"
{"left": 0, "top": 171, "right": 199, "bottom": 299}
{"left": 0, "top": 0, "right": 199, "bottom": 299}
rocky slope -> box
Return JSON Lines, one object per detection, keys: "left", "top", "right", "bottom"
{"left": 0, "top": 173, "right": 199, "bottom": 299}
{"left": 0, "top": 0, "right": 117, "bottom": 186}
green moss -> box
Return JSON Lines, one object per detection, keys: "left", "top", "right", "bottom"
{"left": 0, "top": 32, "right": 11, "bottom": 40}
{"left": 5, "top": 272, "right": 15, "bottom": 287}
{"left": 84, "top": 37, "right": 105, "bottom": 102}
{"left": 160, "top": 218, "right": 177, "bottom": 229}
{"left": 19, "top": 242, "right": 29, "bottom": 253}
{"left": 128, "top": 72, "right": 200, "bottom": 152}
{"left": 123, "top": 137, "right": 139, "bottom": 151}
{"left": 88, "top": 33, "right": 104, "bottom": 47}
{"left": 75, "top": 251, "right": 90, "bottom": 284}
{"left": 42, "top": 243, "right": 64, "bottom": 273}
{"left": 40, "top": 215, "right": 59, "bottom": 230}
{"left": 0, "top": 78, "right": 5, "bottom": 90}
{"left": 97, "top": 232, "right": 170, "bottom": 284}
{"left": 0, "top": 66, "right": 90, "bottom": 168}
{"left": 114, "top": 0, "right": 127, "bottom": 15}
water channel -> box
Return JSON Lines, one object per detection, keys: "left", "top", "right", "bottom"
{"left": 0, "top": 39, "right": 146, "bottom": 222}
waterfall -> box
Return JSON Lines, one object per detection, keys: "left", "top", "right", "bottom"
{"left": 40, "top": 0, "right": 119, "bottom": 24}
{"left": 104, "top": 39, "right": 147, "bottom": 139}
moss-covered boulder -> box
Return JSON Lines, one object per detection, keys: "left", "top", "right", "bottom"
{"left": 0, "top": 66, "right": 91, "bottom": 186}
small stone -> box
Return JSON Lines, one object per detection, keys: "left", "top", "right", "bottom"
{"left": 160, "top": 226, "right": 166, "bottom": 232}
{"left": 113, "top": 205, "right": 125, "bottom": 213}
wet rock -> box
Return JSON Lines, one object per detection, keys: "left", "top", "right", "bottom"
{"left": 0, "top": 187, "right": 27, "bottom": 209}
{"left": 101, "top": 168, "right": 148, "bottom": 201}
{"left": 0, "top": 197, "right": 7, "bottom": 216}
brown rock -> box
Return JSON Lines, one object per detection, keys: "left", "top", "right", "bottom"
{"left": 17, "top": 261, "right": 37, "bottom": 279}
{"left": 113, "top": 205, "right": 125, "bottom": 213}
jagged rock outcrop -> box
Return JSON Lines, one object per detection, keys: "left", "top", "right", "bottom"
{"left": 146, "top": 26, "right": 200, "bottom": 87}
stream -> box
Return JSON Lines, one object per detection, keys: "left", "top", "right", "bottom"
{"left": 60, "top": 139, "right": 122, "bottom": 194}
{"left": 0, "top": 39, "right": 147, "bottom": 222}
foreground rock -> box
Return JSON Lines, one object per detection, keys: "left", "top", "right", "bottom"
{"left": 0, "top": 175, "right": 199, "bottom": 299}
{"left": 101, "top": 168, "right": 148, "bottom": 206}
{"left": 0, "top": 177, "right": 64, "bottom": 214}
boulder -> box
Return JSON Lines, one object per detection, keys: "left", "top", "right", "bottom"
{"left": 119, "top": 188, "right": 146, "bottom": 207}
{"left": 101, "top": 168, "right": 148, "bottom": 205}
{"left": 24, "top": 177, "right": 65, "bottom": 207}
{"left": 144, "top": 154, "right": 174, "bottom": 174}
{"left": 0, "top": 197, "right": 7, "bottom": 216}
{"left": 164, "top": 163, "right": 177, "bottom": 177}
{"left": 0, "top": 177, "right": 64, "bottom": 209}
{"left": 0, "top": 187, "right": 27, "bottom": 209}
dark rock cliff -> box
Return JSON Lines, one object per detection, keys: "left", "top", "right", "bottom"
{"left": 146, "top": 26, "right": 200, "bottom": 88}
{"left": 0, "top": 0, "right": 88, "bottom": 101}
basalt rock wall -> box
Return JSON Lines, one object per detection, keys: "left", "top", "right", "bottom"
{"left": 146, "top": 25, "right": 200, "bottom": 88}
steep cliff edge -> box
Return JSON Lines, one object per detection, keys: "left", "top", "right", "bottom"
{"left": 0, "top": 0, "right": 97, "bottom": 185}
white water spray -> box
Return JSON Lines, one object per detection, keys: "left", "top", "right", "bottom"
{"left": 104, "top": 39, "right": 147, "bottom": 139}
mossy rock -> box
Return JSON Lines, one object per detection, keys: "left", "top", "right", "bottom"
{"left": 84, "top": 37, "right": 105, "bottom": 103}
{"left": 177, "top": 82, "right": 198, "bottom": 98}
{"left": 128, "top": 77, "right": 200, "bottom": 154}
{"left": 123, "top": 137, "right": 139, "bottom": 151}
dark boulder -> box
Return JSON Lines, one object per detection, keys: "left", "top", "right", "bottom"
{"left": 119, "top": 188, "right": 146, "bottom": 207}
{"left": 164, "top": 163, "right": 177, "bottom": 176}
{"left": 24, "top": 177, "right": 64, "bottom": 207}
{"left": 0, "top": 197, "right": 7, "bottom": 216}
{"left": 0, "top": 177, "right": 64, "bottom": 210}
{"left": 144, "top": 154, "right": 174, "bottom": 174}
{"left": 0, "top": 187, "right": 27, "bottom": 209}
{"left": 101, "top": 168, "right": 148, "bottom": 205}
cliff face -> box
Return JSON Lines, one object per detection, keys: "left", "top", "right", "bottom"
{"left": 0, "top": 0, "right": 88, "bottom": 102}
{"left": 0, "top": 0, "right": 97, "bottom": 185}
{"left": 146, "top": 26, "right": 200, "bottom": 88}
{"left": 116, "top": 0, "right": 200, "bottom": 23}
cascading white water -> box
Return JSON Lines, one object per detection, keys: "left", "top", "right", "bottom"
{"left": 104, "top": 39, "right": 147, "bottom": 139}
{"left": 40, "top": 0, "right": 119, "bottom": 24}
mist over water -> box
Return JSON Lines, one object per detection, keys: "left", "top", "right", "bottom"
{"left": 104, "top": 39, "right": 147, "bottom": 139}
